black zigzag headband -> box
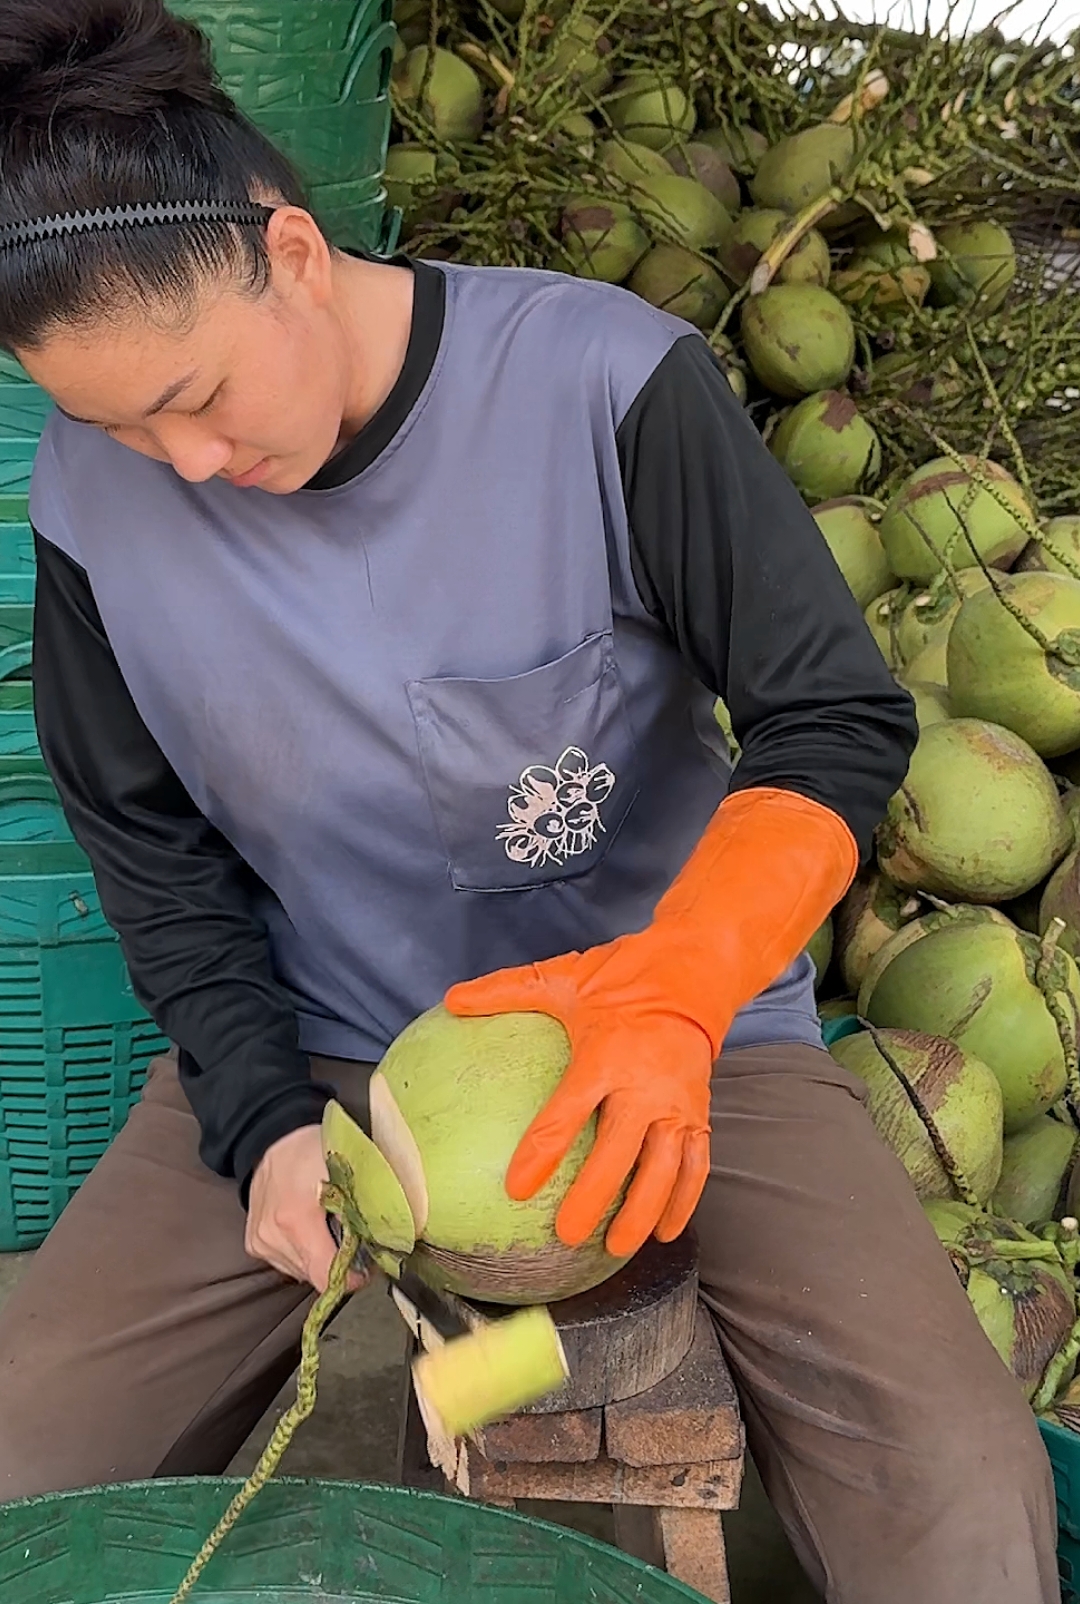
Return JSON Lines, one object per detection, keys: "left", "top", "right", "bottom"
{"left": 0, "top": 199, "right": 275, "bottom": 250}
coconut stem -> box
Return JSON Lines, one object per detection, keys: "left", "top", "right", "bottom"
{"left": 860, "top": 1022, "right": 981, "bottom": 1207}
{"left": 748, "top": 191, "right": 842, "bottom": 295}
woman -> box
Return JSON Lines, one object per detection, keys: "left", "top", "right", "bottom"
{"left": 0, "top": 2, "right": 1058, "bottom": 1599}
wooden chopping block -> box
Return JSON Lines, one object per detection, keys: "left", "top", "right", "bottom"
{"left": 460, "top": 1230, "right": 699, "bottom": 1414}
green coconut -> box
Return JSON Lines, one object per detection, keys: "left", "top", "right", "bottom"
{"left": 834, "top": 869, "right": 922, "bottom": 993}
{"left": 905, "top": 681, "right": 952, "bottom": 729}
{"left": 536, "top": 16, "right": 612, "bottom": 96}
{"left": 598, "top": 139, "right": 672, "bottom": 182}
{"left": 877, "top": 718, "right": 1070, "bottom": 904}
{"left": 771, "top": 394, "right": 880, "bottom": 503}
{"left": 861, "top": 917, "right": 1080, "bottom": 1132}
{"left": 628, "top": 245, "right": 729, "bottom": 330}
{"left": 900, "top": 639, "right": 950, "bottom": 692}
{"left": 1017, "top": 517, "right": 1080, "bottom": 579}
{"left": 1040, "top": 848, "right": 1080, "bottom": 960}
{"left": 740, "top": 285, "right": 855, "bottom": 399}
{"left": 856, "top": 903, "right": 1013, "bottom": 1015}
{"left": 879, "top": 456, "right": 1033, "bottom": 585}
{"left": 832, "top": 234, "right": 931, "bottom": 312}
{"left": 812, "top": 496, "right": 891, "bottom": 608}
{"left": 832, "top": 1027, "right": 1003, "bottom": 1203}
{"left": 666, "top": 144, "right": 741, "bottom": 213}
{"left": 929, "top": 220, "right": 1017, "bottom": 314}
{"left": 864, "top": 586, "right": 910, "bottom": 669}
{"left": 924, "top": 1201, "right": 1076, "bottom": 1400}
{"left": 369, "top": 1006, "right": 628, "bottom": 1303}
{"left": 697, "top": 124, "right": 770, "bottom": 173}
{"left": 383, "top": 146, "right": 448, "bottom": 230}
{"left": 818, "top": 994, "right": 858, "bottom": 1020}
{"left": 628, "top": 172, "right": 733, "bottom": 252}
{"left": 895, "top": 568, "right": 993, "bottom": 666}
{"left": 749, "top": 123, "right": 856, "bottom": 214}
{"left": 806, "top": 918, "right": 834, "bottom": 988}
{"left": 560, "top": 197, "right": 649, "bottom": 283}
{"left": 991, "top": 1115, "right": 1076, "bottom": 1225}
{"left": 393, "top": 47, "right": 484, "bottom": 144}
{"left": 609, "top": 75, "right": 696, "bottom": 150}
{"left": 719, "top": 208, "right": 831, "bottom": 288}
{"left": 947, "top": 572, "right": 1080, "bottom": 758}
{"left": 551, "top": 111, "right": 598, "bottom": 156}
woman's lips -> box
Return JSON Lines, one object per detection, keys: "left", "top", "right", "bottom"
{"left": 227, "top": 456, "right": 273, "bottom": 489}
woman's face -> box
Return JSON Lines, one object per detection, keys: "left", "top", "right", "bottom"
{"left": 19, "top": 209, "right": 403, "bottom": 496}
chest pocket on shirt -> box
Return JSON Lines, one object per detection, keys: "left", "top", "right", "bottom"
{"left": 407, "top": 632, "right": 639, "bottom": 893}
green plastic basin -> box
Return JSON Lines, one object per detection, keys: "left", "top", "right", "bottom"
{"left": 0, "top": 1477, "right": 709, "bottom": 1602}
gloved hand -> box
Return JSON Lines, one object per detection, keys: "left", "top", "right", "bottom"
{"left": 445, "top": 788, "right": 858, "bottom": 1259}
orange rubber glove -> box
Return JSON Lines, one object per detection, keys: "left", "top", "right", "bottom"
{"left": 445, "top": 788, "right": 858, "bottom": 1259}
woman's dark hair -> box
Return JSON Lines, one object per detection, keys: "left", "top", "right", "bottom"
{"left": 0, "top": 0, "right": 314, "bottom": 350}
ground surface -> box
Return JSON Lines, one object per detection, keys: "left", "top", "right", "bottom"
{"left": 0, "top": 1250, "right": 818, "bottom": 1602}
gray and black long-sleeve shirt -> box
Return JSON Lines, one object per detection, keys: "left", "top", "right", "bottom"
{"left": 30, "top": 258, "right": 916, "bottom": 1187}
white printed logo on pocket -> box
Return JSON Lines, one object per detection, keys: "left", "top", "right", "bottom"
{"left": 497, "top": 746, "right": 616, "bottom": 868}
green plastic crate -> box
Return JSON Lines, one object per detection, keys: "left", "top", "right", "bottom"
{"left": 1042, "top": 1418, "right": 1080, "bottom": 1601}
{"left": 173, "top": 0, "right": 394, "bottom": 57}
{"left": 0, "top": 492, "right": 29, "bottom": 523}
{"left": 0, "top": 520, "right": 33, "bottom": 572}
{"left": 0, "top": 1478, "right": 710, "bottom": 1602}
{"left": 0, "top": 678, "right": 38, "bottom": 759}
{"left": 216, "top": 22, "right": 396, "bottom": 111}
{"left": 0, "top": 839, "right": 169, "bottom": 1249}
{"left": 316, "top": 189, "right": 396, "bottom": 252}
{"left": 0, "top": 352, "right": 32, "bottom": 385}
{"left": 0, "top": 440, "right": 37, "bottom": 499}
{"left": 0, "top": 382, "right": 51, "bottom": 439}
{"left": 0, "top": 772, "right": 71, "bottom": 844}
{"left": 255, "top": 94, "right": 393, "bottom": 187}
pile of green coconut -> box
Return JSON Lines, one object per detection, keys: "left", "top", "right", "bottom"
{"left": 788, "top": 478, "right": 1080, "bottom": 1427}
{"left": 372, "top": 0, "right": 1080, "bottom": 1428}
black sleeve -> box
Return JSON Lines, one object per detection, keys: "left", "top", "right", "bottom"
{"left": 31, "top": 531, "right": 330, "bottom": 1187}
{"left": 616, "top": 333, "right": 917, "bottom": 858}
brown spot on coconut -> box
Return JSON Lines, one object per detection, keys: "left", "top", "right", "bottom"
{"left": 559, "top": 197, "right": 649, "bottom": 283}
{"left": 666, "top": 143, "right": 741, "bottom": 213}
{"left": 879, "top": 456, "right": 1034, "bottom": 585}
{"left": 876, "top": 719, "right": 1071, "bottom": 905}
{"left": 812, "top": 496, "right": 892, "bottom": 608}
{"left": 831, "top": 1027, "right": 1003, "bottom": 1204}
{"left": 835, "top": 869, "right": 922, "bottom": 993}
{"left": 771, "top": 393, "right": 880, "bottom": 503}
{"left": 991, "top": 1115, "right": 1076, "bottom": 1226}
{"left": 947, "top": 572, "right": 1080, "bottom": 758}
{"left": 369, "top": 1006, "right": 629, "bottom": 1304}
{"left": 861, "top": 916, "right": 1080, "bottom": 1133}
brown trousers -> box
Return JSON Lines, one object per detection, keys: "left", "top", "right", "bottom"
{"left": 0, "top": 1043, "right": 1059, "bottom": 1602}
